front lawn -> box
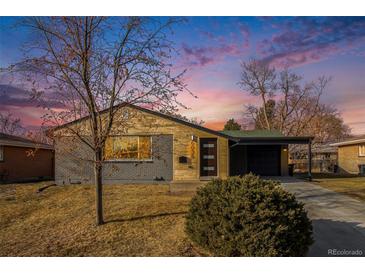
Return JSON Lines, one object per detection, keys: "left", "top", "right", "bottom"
{"left": 313, "top": 176, "right": 365, "bottom": 202}
{"left": 0, "top": 182, "right": 197, "bottom": 256}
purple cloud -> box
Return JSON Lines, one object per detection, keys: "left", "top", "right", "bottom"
{"left": 181, "top": 22, "right": 250, "bottom": 68}
{"left": 238, "top": 22, "right": 250, "bottom": 48}
{"left": 0, "top": 84, "right": 64, "bottom": 110}
{"left": 257, "top": 17, "right": 365, "bottom": 68}
{"left": 181, "top": 43, "right": 242, "bottom": 67}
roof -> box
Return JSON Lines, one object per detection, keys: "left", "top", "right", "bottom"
{"left": 221, "top": 130, "right": 312, "bottom": 144}
{"left": 0, "top": 133, "right": 53, "bottom": 150}
{"left": 220, "top": 130, "right": 284, "bottom": 138}
{"left": 330, "top": 137, "right": 365, "bottom": 147}
{"left": 52, "top": 102, "right": 230, "bottom": 139}
{"left": 52, "top": 103, "right": 313, "bottom": 144}
{"left": 231, "top": 136, "right": 313, "bottom": 145}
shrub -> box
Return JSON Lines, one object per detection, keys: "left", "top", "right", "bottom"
{"left": 185, "top": 174, "right": 313, "bottom": 256}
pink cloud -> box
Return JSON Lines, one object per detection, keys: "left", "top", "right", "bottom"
{"left": 177, "top": 87, "right": 259, "bottom": 130}
{"left": 204, "top": 120, "right": 227, "bottom": 131}
{"left": 332, "top": 97, "right": 365, "bottom": 135}
{"left": 3, "top": 105, "right": 46, "bottom": 128}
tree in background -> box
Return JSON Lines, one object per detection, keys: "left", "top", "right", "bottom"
{"left": 247, "top": 99, "right": 276, "bottom": 130}
{"left": 239, "top": 59, "right": 350, "bottom": 143}
{"left": 239, "top": 59, "right": 276, "bottom": 130}
{"left": 306, "top": 105, "right": 351, "bottom": 143}
{"left": 0, "top": 112, "right": 25, "bottom": 136}
{"left": 0, "top": 112, "right": 52, "bottom": 145}
{"left": 223, "top": 118, "right": 241, "bottom": 130}
{"left": 11, "top": 17, "right": 189, "bottom": 225}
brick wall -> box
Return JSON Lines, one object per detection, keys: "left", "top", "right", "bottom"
{"left": 338, "top": 143, "right": 365, "bottom": 174}
{"left": 55, "top": 135, "right": 173, "bottom": 184}
{"left": 0, "top": 146, "right": 54, "bottom": 182}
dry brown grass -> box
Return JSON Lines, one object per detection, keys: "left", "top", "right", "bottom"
{"left": 0, "top": 182, "right": 199, "bottom": 256}
{"left": 314, "top": 177, "right": 365, "bottom": 202}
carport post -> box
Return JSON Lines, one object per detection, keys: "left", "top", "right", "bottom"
{"left": 308, "top": 139, "right": 312, "bottom": 181}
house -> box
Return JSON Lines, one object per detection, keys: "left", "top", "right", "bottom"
{"left": 0, "top": 133, "right": 54, "bottom": 183}
{"left": 290, "top": 144, "right": 338, "bottom": 173}
{"left": 330, "top": 137, "right": 365, "bottom": 175}
{"left": 52, "top": 104, "right": 313, "bottom": 186}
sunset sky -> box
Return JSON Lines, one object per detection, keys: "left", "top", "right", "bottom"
{"left": 1, "top": 16, "right": 365, "bottom": 134}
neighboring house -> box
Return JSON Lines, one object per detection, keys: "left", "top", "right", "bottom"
{"left": 330, "top": 137, "right": 365, "bottom": 175}
{"left": 52, "top": 104, "right": 312, "bottom": 185}
{"left": 290, "top": 144, "right": 338, "bottom": 173}
{"left": 0, "top": 133, "right": 54, "bottom": 183}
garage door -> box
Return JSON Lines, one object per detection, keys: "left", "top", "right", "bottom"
{"left": 247, "top": 145, "right": 281, "bottom": 176}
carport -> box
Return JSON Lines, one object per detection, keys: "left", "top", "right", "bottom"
{"left": 228, "top": 136, "right": 314, "bottom": 180}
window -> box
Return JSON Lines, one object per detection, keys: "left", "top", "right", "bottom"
{"left": 104, "top": 136, "right": 152, "bottom": 161}
{"left": 203, "top": 143, "right": 215, "bottom": 148}
{"left": 359, "top": 145, "right": 365, "bottom": 157}
{"left": 0, "top": 146, "right": 3, "bottom": 161}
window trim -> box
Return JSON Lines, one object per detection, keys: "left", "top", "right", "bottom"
{"left": 359, "top": 144, "right": 365, "bottom": 157}
{"left": 104, "top": 135, "right": 153, "bottom": 162}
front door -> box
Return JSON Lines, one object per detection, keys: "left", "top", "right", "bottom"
{"left": 200, "top": 138, "right": 218, "bottom": 177}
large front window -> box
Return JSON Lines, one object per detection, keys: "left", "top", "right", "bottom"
{"left": 104, "top": 136, "right": 152, "bottom": 161}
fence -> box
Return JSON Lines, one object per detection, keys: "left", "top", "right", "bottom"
{"left": 290, "top": 159, "right": 337, "bottom": 173}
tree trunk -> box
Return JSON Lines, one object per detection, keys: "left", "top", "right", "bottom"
{"left": 94, "top": 149, "right": 104, "bottom": 225}
{"left": 261, "top": 94, "right": 271, "bottom": 130}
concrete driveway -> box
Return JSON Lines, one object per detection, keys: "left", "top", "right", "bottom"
{"left": 280, "top": 177, "right": 365, "bottom": 257}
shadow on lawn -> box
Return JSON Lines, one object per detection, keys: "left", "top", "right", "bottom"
{"left": 106, "top": 211, "right": 187, "bottom": 223}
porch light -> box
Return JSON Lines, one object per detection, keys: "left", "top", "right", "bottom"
{"left": 283, "top": 148, "right": 288, "bottom": 152}
{"left": 191, "top": 135, "right": 198, "bottom": 142}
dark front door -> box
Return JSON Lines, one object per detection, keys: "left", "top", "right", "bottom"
{"left": 200, "top": 138, "right": 217, "bottom": 177}
{"left": 247, "top": 145, "right": 281, "bottom": 176}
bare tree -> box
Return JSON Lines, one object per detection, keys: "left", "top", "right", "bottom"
{"left": 239, "top": 59, "right": 348, "bottom": 143}
{"left": 0, "top": 112, "right": 25, "bottom": 136}
{"left": 239, "top": 59, "right": 276, "bottom": 130}
{"left": 10, "top": 17, "right": 189, "bottom": 225}
{"left": 300, "top": 105, "right": 351, "bottom": 143}
{"left": 25, "top": 127, "right": 53, "bottom": 145}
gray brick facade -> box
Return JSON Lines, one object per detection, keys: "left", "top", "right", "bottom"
{"left": 55, "top": 135, "right": 173, "bottom": 184}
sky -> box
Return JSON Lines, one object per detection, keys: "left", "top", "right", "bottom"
{"left": 1, "top": 16, "right": 365, "bottom": 134}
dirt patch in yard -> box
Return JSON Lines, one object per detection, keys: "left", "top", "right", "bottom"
{"left": 0, "top": 183, "right": 198, "bottom": 256}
